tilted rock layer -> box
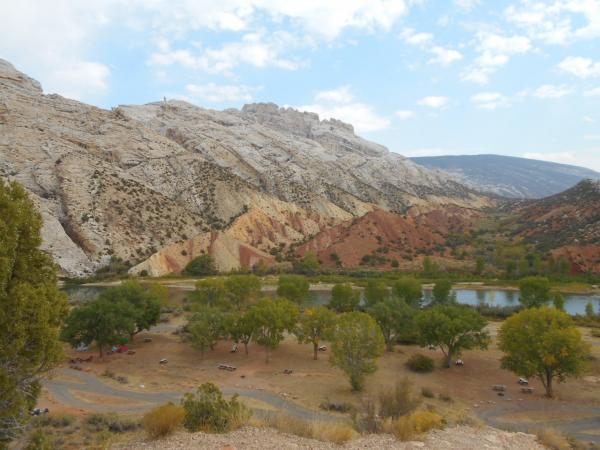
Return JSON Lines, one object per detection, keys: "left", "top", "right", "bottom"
{"left": 0, "top": 59, "right": 490, "bottom": 276}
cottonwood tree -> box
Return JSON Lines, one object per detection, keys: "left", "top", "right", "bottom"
{"left": 184, "top": 254, "right": 217, "bottom": 276}
{"left": 0, "top": 182, "right": 68, "bottom": 444}
{"left": 225, "top": 311, "right": 256, "bottom": 355}
{"left": 431, "top": 280, "right": 454, "bottom": 305}
{"left": 416, "top": 305, "right": 489, "bottom": 368}
{"left": 190, "top": 278, "right": 229, "bottom": 309}
{"left": 188, "top": 306, "right": 226, "bottom": 358}
{"left": 224, "top": 274, "right": 261, "bottom": 308}
{"left": 364, "top": 280, "right": 390, "bottom": 307}
{"left": 329, "top": 283, "right": 360, "bottom": 312}
{"left": 392, "top": 277, "right": 422, "bottom": 308}
{"left": 295, "top": 306, "right": 336, "bottom": 360}
{"left": 61, "top": 297, "right": 134, "bottom": 358}
{"left": 249, "top": 298, "right": 298, "bottom": 362}
{"left": 368, "top": 298, "right": 415, "bottom": 352}
{"left": 498, "top": 307, "right": 590, "bottom": 397}
{"left": 296, "top": 251, "right": 321, "bottom": 275}
{"left": 277, "top": 275, "right": 310, "bottom": 306}
{"left": 518, "top": 276, "right": 551, "bottom": 308}
{"left": 330, "top": 312, "right": 385, "bottom": 391}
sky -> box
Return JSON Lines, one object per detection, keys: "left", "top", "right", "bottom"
{"left": 1, "top": 0, "right": 599, "bottom": 170}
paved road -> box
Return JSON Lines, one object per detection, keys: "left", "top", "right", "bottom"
{"left": 477, "top": 400, "right": 600, "bottom": 443}
{"left": 45, "top": 368, "right": 341, "bottom": 423}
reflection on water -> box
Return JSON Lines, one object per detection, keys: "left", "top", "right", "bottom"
{"left": 63, "top": 284, "right": 600, "bottom": 317}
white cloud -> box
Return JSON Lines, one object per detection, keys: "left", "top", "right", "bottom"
{"left": 533, "top": 84, "right": 573, "bottom": 99}
{"left": 505, "top": 0, "right": 600, "bottom": 45}
{"left": 396, "top": 110, "right": 415, "bottom": 119}
{"left": 399, "top": 27, "right": 434, "bottom": 45}
{"left": 150, "top": 31, "right": 304, "bottom": 75}
{"left": 470, "top": 92, "right": 509, "bottom": 110}
{"left": 461, "top": 32, "right": 531, "bottom": 84}
{"left": 583, "top": 115, "right": 596, "bottom": 123}
{"left": 315, "top": 85, "right": 354, "bottom": 103}
{"left": 417, "top": 96, "right": 450, "bottom": 109}
{"left": 185, "top": 83, "right": 260, "bottom": 103}
{"left": 558, "top": 56, "right": 600, "bottom": 78}
{"left": 428, "top": 46, "right": 463, "bottom": 66}
{"left": 298, "top": 85, "right": 390, "bottom": 133}
{"left": 585, "top": 87, "right": 600, "bottom": 97}
{"left": 454, "top": 0, "right": 480, "bottom": 12}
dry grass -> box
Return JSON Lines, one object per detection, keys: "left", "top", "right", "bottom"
{"left": 142, "top": 403, "right": 185, "bottom": 439}
{"left": 383, "top": 411, "right": 445, "bottom": 441}
{"left": 251, "top": 415, "right": 358, "bottom": 444}
{"left": 534, "top": 428, "right": 571, "bottom": 450}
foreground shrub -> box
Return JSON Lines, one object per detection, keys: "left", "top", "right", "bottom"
{"left": 32, "top": 413, "right": 75, "bottom": 428}
{"left": 534, "top": 428, "right": 571, "bottom": 450}
{"left": 85, "top": 413, "right": 140, "bottom": 433}
{"left": 142, "top": 403, "right": 185, "bottom": 439}
{"left": 378, "top": 378, "right": 420, "bottom": 420}
{"left": 255, "top": 415, "right": 357, "bottom": 444}
{"left": 405, "top": 354, "right": 434, "bottom": 373}
{"left": 25, "top": 430, "right": 52, "bottom": 450}
{"left": 182, "top": 383, "right": 251, "bottom": 433}
{"left": 385, "top": 411, "right": 445, "bottom": 441}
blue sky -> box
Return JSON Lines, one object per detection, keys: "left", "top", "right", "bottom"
{"left": 1, "top": 0, "right": 599, "bottom": 169}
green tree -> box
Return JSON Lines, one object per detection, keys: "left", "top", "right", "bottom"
{"left": 505, "top": 260, "right": 517, "bottom": 278}
{"left": 61, "top": 297, "right": 134, "bottom": 358}
{"left": 190, "top": 278, "right": 229, "bottom": 309}
{"left": 432, "top": 280, "right": 454, "bottom": 305}
{"left": 100, "top": 281, "right": 162, "bottom": 341}
{"left": 423, "top": 256, "right": 438, "bottom": 276}
{"left": 392, "top": 277, "right": 422, "bottom": 308}
{"left": 498, "top": 307, "right": 590, "bottom": 397}
{"left": 519, "top": 276, "right": 550, "bottom": 308}
{"left": 475, "top": 257, "right": 485, "bottom": 275}
{"left": 296, "top": 251, "right": 320, "bottom": 275}
{"left": 586, "top": 302, "right": 595, "bottom": 318}
{"left": 188, "top": 306, "right": 226, "bottom": 357}
{"left": 295, "top": 306, "right": 336, "bottom": 360}
{"left": 249, "top": 298, "right": 298, "bottom": 362}
{"left": 416, "top": 305, "right": 489, "bottom": 368}
{"left": 184, "top": 254, "right": 217, "bottom": 276}
{"left": 0, "top": 182, "right": 67, "bottom": 444}
{"left": 364, "top": 280, "right": 389, "bottom": 307}
{"left": 330, "top": 312, "right": 385, "bottom": 391}
{"left": 225, "top": 312, "right": 256, "bottom": 355}
{"left": 225, "top": 275, "right": 261, "bottom": 308}
{"left": 368, "top": 298, "right": 415, "bottom": 352}
{"left": 552, "top": 293, "right": 565, "bottom": 311}
{"left": 329, "top": 284, "right": 360, "bottom": 312}
{"left": 277, "top": 275, "right": 310, "bottom": 306}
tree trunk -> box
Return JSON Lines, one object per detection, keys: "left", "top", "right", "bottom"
{"left": 313, "top": 342, "right": 319, "bottom": 360}
{"left": 545, "top": 370, "right": 554, "bottom": 398}
{"left": 445, "top": 350, "right": 452, "bottom": 368}
{"left": 98, "top": 344, "right": 104, "bottom": 359}
{"left": 386, "top": 340, "right": 393, "bottom": 352}
{"left": 244, "top": 342, "right": 249, "bottom": 355}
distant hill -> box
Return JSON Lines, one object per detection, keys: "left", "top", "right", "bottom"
{"left": 411, "top": 154, "right": 600, "bottom": 198}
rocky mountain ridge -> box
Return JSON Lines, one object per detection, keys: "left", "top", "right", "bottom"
{"left": 0, "top": 59, "right": 489, "bottom": 276}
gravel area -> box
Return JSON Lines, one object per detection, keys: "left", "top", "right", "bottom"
{"left": 114, "top": 425, "right": 544, "bottom": 449}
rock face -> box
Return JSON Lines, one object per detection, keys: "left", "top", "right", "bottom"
{"left": 412, "top": 154, "right": 600, "bottom": 199}
{"left": 0, "top": 59, "right": 489, "bottom": 276}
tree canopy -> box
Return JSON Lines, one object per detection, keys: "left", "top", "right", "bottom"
{"left": 392, "top": 277, "right": 422, "bottom": 308}
{"left": 363, "top": 280, "right": 390, "bottom": 307}
{"left": 248, "top": 298, "right": 298, "bottom": 362}
{"left": 329, "top": 283, "right": 360, "bottom": 313}
{"left": 498, "top": 307, "right": 590, "bottom": 397}
{"left": 431, "top": 280, "right": 454, "bottom": 305}
{"left": 184, "top": 254, "right": 217, "bottom": 276}
{"left": 518, "top": 276, "right": 551, "bottom": 308}
{"left": 224, "top": 274, "right": 261, "bottom": 308}
{"left": 295, "top": 306, "right": 336, "bottom": 360}
{"left": 0, "top": 182, "right": 67, "bottom": 444}
{"left": 368, "top": 298, "right": 415, "bottom": 352}
{"left": 296, "top": 251, "right": 320, "bottom": 275}
{"left": 277, "top": 275, "right": 310, "bottom": 306}
{"left": 190, "top": 278, "right": 229, "bottom": 309}
{"left": 416, "top": 304, "right": 489, "bottom": 367}
{"left": 330, "top": 312, "right": 385, "bottom": 391}
{"left": 188, "top": 306, "right": 226, "bottom": 357}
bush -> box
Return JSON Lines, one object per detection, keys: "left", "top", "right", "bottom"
{"left": 378, "top": 378, "right": 420, "bottom": 420}
{"left": 421, "top": 387, "right": 435, "bottom": 398}
{"left": 32, "top": 413, "right": 75, "bottom": 428}
{"left": 535, "top": 428, "right": 571, "bottom": 450}
{"left": 182, "top": 383, "right": 251, "bottom": 433}
{"left": 406, "top": 354, "right": 434, "bottom": 373}
{"left": 25, "top": 430, "right": 52, "bottom": 450}
{"left": 85, "top": 413, "right": 140, "bottom": 433}
{"left": 254, "top": 415, "right": 357, "bottom": 444}
{"left": 385, "top": 411, "right": 445, "bottom": 441}
{"left": 142, "top": 403, "right": 185, "bottom": 439}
